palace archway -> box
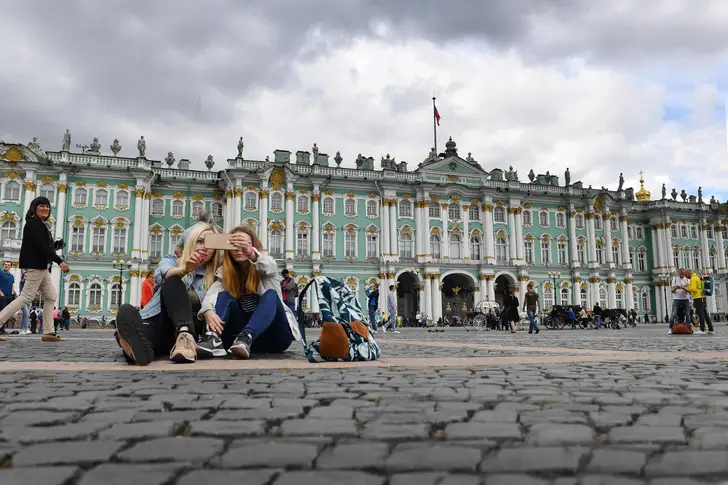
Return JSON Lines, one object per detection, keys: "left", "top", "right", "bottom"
{"left": 396, "top": 271, "right": 419, "bottom": 320}
{"left": 442, "top": 273, "right": 475, "bottom": 321}
{"left": 494, "top": 273, "right": 516, "bottom": 307}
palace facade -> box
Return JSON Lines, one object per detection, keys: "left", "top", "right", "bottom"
{"left": 1, "top": 135, "right": 727, "bottom": 323}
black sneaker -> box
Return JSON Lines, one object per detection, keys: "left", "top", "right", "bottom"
{"left": 229, "top": 331, "right": 252, "bottom": 359}
{"left": 196, "top": 332, "right": 227, "bottom": 358}
{"left": 116, "top": 306, "right": 154, "bottom": 366}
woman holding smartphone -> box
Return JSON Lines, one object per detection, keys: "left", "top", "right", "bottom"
{"left": 0, "top": 196, "right": 69, "bottom": 342}
{"left": 196, "top": 225, "right": 300, "bottom": 359}
{"left": 114, "top": 223, "right": 221, "bottom": 365}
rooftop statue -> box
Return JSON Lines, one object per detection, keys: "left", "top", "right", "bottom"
{"left": 528, "top": 169, "right": 535, "bottom": 182}
{"left": 334, "top": 151, "right": 343, "bottom": 167}
{"left": 698, "top": 186, "right": 703, "bottom": 203}
{"left": 680, "top": 189, "right": 687, "bottom": 202}
{"left": 110, "top": 139, "right": 122, "bottom": 156}
{"left": 312, "top": 143, "right": 319, "bottom": 161}
{"left": 564, "top": 167, "right": 571, "bottom": 186}
{"left": 661, "top": 183, "right": 666, "bottom": 200}
{"left": 205, "top": 155, "right": 215, "bottom": 171}
{"left": 28, "top": 137, "right": 41, "bottom": 152}
{"left": 137, "top": 136, "right": 146, "bottom": 158}
{"left": 237, "top": 137, "right": 244, "bottom": 158}
{"left": 427, "top": 147, "right": 437, "bottom": 161}
{"left": 671, "top": 188, "right": 677, "bottom": 200}
{"left": 618, "top": 173, "right": 624, "bottom": 191}
{"left": 88, "top": 137, "right": 101, "bottom": 154}
{"left": 165, "top": 151, "right": 175, "bottom": 167}
{"left": 62, "top": 129, "right": 71, "bottom": 151}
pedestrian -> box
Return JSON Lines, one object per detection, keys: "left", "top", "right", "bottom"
{"left": 280, "top": 269, "right": 298, "bottom": 314}
{"left": 0, "top": 197, "right": 69, "bottom": 342}
{"left": 18, "top": 271, "right": 30, "bottom": 334}
{"left": 0, "top": 260, "right": 15, "bottom": 314}
{"left": 114, "top": 222, "right": 222, "bottom": 365}
{"left": 687, "top": 269, "right": 714, "bottom": 335}
{"left": 522, "top": 283, "right": 540, "bottom": 334}
{"left": 62, "top": 307, "right": 71, "bottom": 331}
{"left": 53, "top": 307, "right": 60, "bottom": 332}
{"left": 504, "top": 289, "right": 519, "bottom": 333}
{"left": 382, "top": 285, "right": 400, "bottom": 334}
{"left": 669, "top": 268, "right": 691, "bottom": 334}
{"left": 593, "top": 302, "right": 602, "bottom": 329}
{"left": 29, "top": 306, "right": 38, "bottom": 334}
{"left": 195, "top": 225, "right": 300, "bottom": 359}
{"left": 365, "top": 282, "right": 380, "bottom": 332}
{"left": 140, "top": 271, "right": 154, "bottom": 308}
{"left": 567, "top": 306, "right": 576, "bottom": 329}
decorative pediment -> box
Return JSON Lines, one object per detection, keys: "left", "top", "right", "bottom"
{"left": 416, "top": 156, "right": 488, "bottom": 177}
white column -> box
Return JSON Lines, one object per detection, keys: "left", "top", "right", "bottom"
{"left": 381, "top": 200, "right": 390, "bottom": 257}
{"left": 655, "top": 284, "right": 664, "bottom": 322}
{"left": 700, "top": 220, "right": 710, "bottom": 272}
{"left": 607, "top": 273, "right": 617, "bottom": 308}
{"left": 625, "top": 276, "right": 634, "bottom": 311}
{"left": 572, "top": 278, "right": 581, "bottom": 305}
{"left": 225, "top": 188, "right": 234, "bottom": 233}
{"left": 141, "top": 192, "right": 150, "bottom": 261}
{"left": 508, "top": 208, "right": 517, "bottom": 265}
{"left": 651, "top": 226, "right": 661, "bottom": 270}
{"left": 259, "top": 188, "right": 269, "bottom": 252}
{"left": 479, "top": 275, "right": 487, "bottom": 300}
{"left": 569, "top": 209, "right": 579, "bottom": 267}
{"left": 483, "top": 203, "right": 495, "bottom": 264}
{"left": 424, "top": 274, "right": 433, "bottom": 318}
{"left": 620, "top": 213, "right": 631, "bottom": 269}
{"left": 487, "top": 277, "right": 495, "bottom": 302}
{"left": 519, "top": 277, "right": 527, "bottom": 304}
{"left": 603, "top": 212, "right": 613, "bottom": 265}
{"left": 311, "top": 191, "right": 320, "bottom": 260}
{"left": 462, "top": 204, "right": 470, "bottom": 260}
{"left": 716, "top": 223, "right": 727, "bottom": 271}
{"left": 433, "top": 273, "right": 442, "bottom": 322}
{"left": 51, "top": 175, "right": 68, "bottom": 298}
{"left": 441, "top": 203, "right": 449, "bottom": 259}
{"left": 285, "top": 183, "right": 295, "bottom": 260}
{"left": 389, "top": 199, "right": 398, "bottom": 258}
{"left": 378, "top": 270, "right": 388, "bottom": 315}
{"left": 586, "top": 213, "right": 598, "bottom": 267}
{"left": 664, "top": 220, "right": 673, "bottom": 272}
{"left": 415, "top": 200, "right": 423, "bottom": 258}
{"left": 21, "top": 170, "right": 36, "bottom": 229}
{"left": 423, "top": 201, "right": 431, "bottom": 257}
{"left": 515, "top": 208, "right": 524, "bottom": 263}
{"left": 234, "top": 182, "right": 242, "bottom": 227}
{"left": 418, "top": 282, "right": 426, "bottom": 315}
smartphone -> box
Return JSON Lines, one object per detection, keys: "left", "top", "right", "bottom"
{"left": 204, "top": 233, "right": 236, "bottom": 250}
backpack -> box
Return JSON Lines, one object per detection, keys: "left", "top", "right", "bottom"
{"left": 297, "top": 276, "right": 381, "bottom": 362}
{"left": 701, "top": 274, "right": 713, "bottom": 297}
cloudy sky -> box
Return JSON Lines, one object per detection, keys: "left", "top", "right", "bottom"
{"left": 2, "top": 0, "right": 728, "bottom": 201}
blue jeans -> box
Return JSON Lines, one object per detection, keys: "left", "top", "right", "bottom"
{"left": 527, "top": 308, "right": 538, "bottom": 332}
{"left": 220, "top": 289, "right": 293, "bottom": 354}
{"left": 368, "top": 307, "right": 377, "bottom": 330}
{"left": 670, "top": 299, "right": 691, "bottom": 327}
{"left": 20, "top": 304, "right": 29, "bottom": 331}
{"left": 595, "top": 315, "right": 601, "bottom": 329}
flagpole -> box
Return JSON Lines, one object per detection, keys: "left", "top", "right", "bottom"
{"left": 432, "top": 97, "right": 438, "bottom": 155}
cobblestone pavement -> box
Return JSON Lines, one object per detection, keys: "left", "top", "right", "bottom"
{"left": 2, "top": 326, "right": 728, "bottom": 484}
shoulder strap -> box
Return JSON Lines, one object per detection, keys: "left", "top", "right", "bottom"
{"left": 296, "top": 279, "right": 318, "bottom": 348}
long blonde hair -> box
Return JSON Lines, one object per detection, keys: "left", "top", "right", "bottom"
{"left": 177, "top": 223, "right": 221, "bottom": 290}
{"left": 222, "top": 225, "right": 263, "bottom": 299}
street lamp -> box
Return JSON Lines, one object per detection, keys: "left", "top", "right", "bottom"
{"left": 657, "top": 273, "right": 670, "bottom": 323}
{"left": 548, "top": 271, "right": 561, "bottom": 308}
{"left": 112, "top": 259, "right": 132, "bottom": 306}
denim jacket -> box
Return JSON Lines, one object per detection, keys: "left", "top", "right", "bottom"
{"left": 139, "top": 253, "right": 207, "bottom": 320}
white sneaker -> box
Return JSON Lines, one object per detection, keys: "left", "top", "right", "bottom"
{"left": 696, "top": 330, "right": 706, "bottom": 335}
{"left": 393, "top": 330, "right": 401, "bottom": 334}
{"left": 667, "top": 329, "right": 672, "bottom": 334}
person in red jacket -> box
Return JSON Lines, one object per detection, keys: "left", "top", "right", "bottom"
{"left": 140, "top": 271, "right": 154, "bottom": 308}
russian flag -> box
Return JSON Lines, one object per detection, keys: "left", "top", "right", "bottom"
{"left": 434, "top": 104, "right": 441, "bottom": 126}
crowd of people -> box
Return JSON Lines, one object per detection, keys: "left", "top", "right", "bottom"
{"left": 668, "top": 268, "right": 714, "bottom": 334}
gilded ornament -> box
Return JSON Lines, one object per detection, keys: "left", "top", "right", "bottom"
{"left": 58, "top": 184, "right": 67, "bottom": 193}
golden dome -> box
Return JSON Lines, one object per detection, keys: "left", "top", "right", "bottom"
{"left": 635, "top": 171, "right": 651, "bottom": 202}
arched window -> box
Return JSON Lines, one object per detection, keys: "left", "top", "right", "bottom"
{"left": 366, "top": 232, "right": 378, "bottom": 258}
{"left": 270, "top": 230, "right": 284, "bottom": 258}
{"left": 448, "top": 203, "right": 461, "bottom": 220}
{"left": 610, "top": 217, "right": 618, "bottom": 231}
{"left": 580, "top": 288, "right": 588, "bottom": 308}
{"left": 616, "top": 289, "right": 623, "bottom": 309}
{"left": 522, "top": 210, "right": 532, "bottom": 226}
{"left": 94, "top": 189, "right": 108, "bottom": 207}
{"left": 556, "top": 212, "right": 566, "bottom": 228}
{"left": 594, "top": 215, "right": 602, "bottom": 231}
{"left": 680, "top": 225, "right": 688, "bottom": 239}
{"left": 543, "top": 287, "right": 554, "bottom": 310}
{"left": 296, "top": 226, "right": 309, "bottom": 257}
{"left": 344, "top": 198, "right": 357, "bottom": 216}
{"left": 366, "top": 200, "right": 378, "bottom": 217}
{"left": 297, "top": 195, "right": 309, "bottom": 213}
{"left": 429, "top": 202, "right": 440, "bottom": 218}
{"left": 91, "top": 224, "right": 106, "bottom": 253}
{"left": 71, "top": 225, "right": 85, "bottom": 253}
{"left": 575, "top": 213, "right": 584, "bottom": 229}
{"left": 74, "top": 188, "right": 87, "bottom": 206}
{"left": 495, "top": 235, "right": 508, "bottom": 263}
{"left": 635, "top": 226, "right": 644, "bottom": 240}
{"left": 540, "top": 237, "right": 551, "bottom": 265}
{"left": 449, "top": 233, "right": 461, "bottom": 259}
{"left": 673, "top": 246, "right": 680, "bottom": 270}
{"left": 40, "top": 183, "right": 55, "bottom": 203}
{"left": 627, "top": 225, "right": 634, "bottom": 239}
{"left": 576, "top": 239, "right": 586, "bottom": 265}
{"left": 211, "top": 201, "right": 223, "bottom": 219}
{"left": 470, "top": 236, "right": 482, "bottom": 260}
{"left": 242, "top": 192, "right": 256, "bottom": 211}
{"left": 560, "top": 288, "right": 569, "bottom": 305}
{"left": 690, "top": 225, "right": 698, "bottom": 240}
{"left": 112, "top": 226, "right": 127, "bottom": 254}
{"left": 151, "top": 198, "right": 164, "bottom": 216}
{"left": 398, "top": 231, "right": 413, "bottom": 259}
{"left": 557, "top": 240, "right": 567, "bottom": 265}
{"left": 149, "top": 232, "right": 163, "bottom": 259}
{"left": 710, "top": 248, "right": 717, "bottom": 271}
{"left": 468, "top": 204, "right": 480, "bottom": 221}
{"left": 115, "top": 190, "right": 129, "bottom": 208}
{"left": 344, "top": 231, "right": 356, "bottom": 258}
{"left": 430, "top": 234, "right": 441, "bottom": 259}
{"left": 67, "top": 282, "right": 81, "bottom": 306}
{"left": 539, "top": 211, "right": 549, "bottom": 227}
{"left": 671, "top": 224, "right": 678, "bottom": 239}
{"left": 493, "top": 206, "right": 505, "bottom": 223}
{"left": 88, "top": 283, "right": 103, "bottom": 308}
{"left": 707, "top": 226, "right": 714, "bottom": 239}
{"left": 612, "top": 240, "right": 620, "bottom": 264}
{"left": 171, "top": 199, "right": 184, "bottom": 217}
{"left": 1, "top": 221, "right": 17, "bottom": 241}
{"left": 637, "top": 248, "right": 646, "bottom": 272}
{"left": 599, "top": 287, "right": 608, "bottom": 308}
{"left": 270, "top": 192, "right": 283, "bottom": 212}
{"left": 641, "top": 291, "right": 650, "bottom": 313}
{"left": 110, "top": 282, "right": 122, "bottom": 307}
{"left": 322, "top": 231, "right": 334, "bottom": 257}
{"left": 3, "top": 181, "right": 20, "bottom": 201}
{"left": 399, "top": 199, "right": 412, "bottom": 217}
{"left": 524, "top": 239, "right": 533, "bottom": 264}
{"left": 595, "top": 241, "right": 604, "bottom": 265}
{"left": 322, "top": 197, "right": 334, "bottom": 215}
{"left": 693, "top": 248, "right": 701, "bottom": 270}
{"left": 191, "top": 200, "right": 204, "bottom": 218}
{"left": 633, "top": 291, "right": 639, "bottom": 311}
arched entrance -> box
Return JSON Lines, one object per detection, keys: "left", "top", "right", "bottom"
{"left": 396, "top": 272, "right": 419, "bottom": 319}
{"left": 494, "top": 274, "right": 515, "bottom": 307}
{"left": 442, "top": 273, "right": 475, "bottom": 320}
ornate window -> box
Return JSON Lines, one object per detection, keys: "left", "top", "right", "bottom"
{"left": 673, "top": 246, "right": 680, "bottom": 269}
{"left": 73, "top": 188, "right": 87, "bottom": 206}
{"left": 366, "top": 231, "right": 379, "bottom": 258}
{"left": 3, "top": 181, "right": 20, "bottom": 201}
{"left": 191, "top": 200, "right": 204, "bottom": 218}
{"left": 641, "top": 290, "right": 650, "bottom": 312}
{"left": 580, "top": 287, "right": 588, "bottom": 308}
{"left": 322, "top": 196, "right": 335, "bottom": 215}
{"left": 366, "top": 200, "right": 378, "bottom": 218}
{"left": 115, "top": 190, "right": 129, "bottom": 208}
{"left": 540, "top": 237, "right": 551, "bottom": 265}
{"left": 171, "top": 199, "right": 184, "bottom": 218}
{"left": 67, "top": 282, "right": 81, "bottom": 306}
{"left": 322, "top": 231, "right": 335, "bottom": 258}
{"left": 112, "top": 226, "right": 127, "bottom": 254}
{"left": 493, "top": 206, "right": 506, "bottom": 223}
{"left": 149, "top": 231, "right": 163, "bottom": 259}
{"left": 94, "top": 189, "right": 108, "bottom": 207}
{"left": 244, "top": 192, "right": 258, "bottom": 211}
{"left": 468, "top": 204, "right": 480, "bottom": 221}
{"left": 448, "top": 202, "right": 461, "bottom": 220}
{"left": 616, "top": 289, "right": 623, "bottom": 309}
{"left": 270, "top": 192, "right": 283, "bottom": 212}
{"left": 399, "top": 199, "right": 412, "bottom": 218}
{"left": 91, "top": 224, "right": 106, "bottom": 253}
{"left": 345, "top": 198, "right": 357, "bottom": 217}
{"left": 449, "top": 233, "right": 461, "bottom": 259}
{"left": 470, "top": 236, "right": 482, "bottom": 260}
{"left": 1, "top": 221, "right": 17, "bottom": 241}
{"left": 556, "top": 212, "right": 566, "bottom": 228}
{"left": 428, "top": 202, "right": 440, "bottom": 218}
{"left": 690, "top": 225, "right": 699, "bottom": 240}
{"left": 524, "top": 239, "right": 533, "bottom": 264}
{"left": 169, "top": 226, "right": 183, "bottom": 249}
{"left": 692, "top": 248, "right": 701, "bottom": 270}
{"left": 707, "top": 226, "right": 714, "bottom": 239}
{"left": 110, "top": 282, "right": 121, "bottom": 307}
{"left": 344, "top": 230, "right": 357, "bottom": 258}
{"left": 522, "top": 209, "right": 532, "bottom": 227}
{"left": 296, "top": 195, "right": 310, "bottom": 214}
{"left": 628, "top": 225, "right": 634, "bottom": 239}
{"left": 71, "top": 225, "right": 85, "bottom": 253}
{"left": 671, "top": 224, "right": 678, "bottom": 239}
{"left": 211, "top": 201, "right": 223, "bottom": 219}
{"left": 40, "top": 183, "right": 55, "bottom": 203}
{"left": 270, "top": 229, "right": 284, "bottom": 258}
{"left": 595, "top": 240, "right": 604, "bottom": 265}
{"left": 430, "top": 234, "right": 441, "bottom": 259}
{"left": 633, "top": 291, "right": 639, "bottom": 311}
{"left": 709, "top": 248, "right": 717, "bottom": 271}
{"left": 88, "top": 283, "right": 103, "bottom": 308}
{"left": 495, "top": 234, "right": 508, "bottom": 263}
{"left": 637, "top": 248, "right": 646, "bottom": 272}
{"left": 610, "top": 217, "right": 618, "bottom": 231}
{"left": 560, "top": 288, "right": 569, "bottom": 306}
{"left": 575, "top": 213, "right": 584, "bottom": 229}
{"left": 151, "top": 198, "right": 164, "bottom": 216}
{"left": 543, "top": 287, "right": 554, "bottom": 310}
{"left": 296, "top": 225, "right": 310, "bottom": 257}
{"left": 398, "top": 230, "right": 413, "bottom": 259}
{"left": 612, "top": 240, "right": 620, "bottom": 265}
{"left": 680, "top": 225, "right": 689, "bottom": 239}
{"left": 539, "top": 210, "right": 549, "bottom": 227}
{"left": 635, "top": 226, "right": 644, "bottom": 240}
{"left": 576, "top": 238, "right": 586, "bottom": 265}
{"left": 557, "top": 240, "right": 567, "bottom": 265}
{"left": 599, "top": 286, "right": 608, "bottom": 307}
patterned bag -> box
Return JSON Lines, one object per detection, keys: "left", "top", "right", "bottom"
{"left": 296, "top": 276, "right": 381, "bottom": 362}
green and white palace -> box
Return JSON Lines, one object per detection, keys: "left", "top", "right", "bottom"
{"left": 1, "top": 134, "right": 727, "bottom": 323}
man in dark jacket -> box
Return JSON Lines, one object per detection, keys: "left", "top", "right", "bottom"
{"left": 365, "top": 283, "right": 380, "bottom": 331}
{"left": 280, "top": 269, "right": 298, "bottom": 313}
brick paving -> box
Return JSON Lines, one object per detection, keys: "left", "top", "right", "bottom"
{"left": 1, "top": 325, "right": 728, "bottom": 483}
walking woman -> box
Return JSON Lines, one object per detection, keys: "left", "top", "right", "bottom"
{"left": 0, "top": 197, "right": 69, "bottom": 342}
{"left": 503, "top": 289, "right": 519, "bottom": 333}
{"left": 114, "top": 223, "right": 221, "bottom": 365}
{"left": 196, "top": 225, "right": 300, "bottom": 359}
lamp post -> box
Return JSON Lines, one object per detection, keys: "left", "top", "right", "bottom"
{"left": 548, "top": 271, "right": 561, "bottom": 308}
{"left": 112, "top": 259, "right": 132, "bottom": 306}
{"left": 657, "top": 273, "right": 670, "bottom": 323}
